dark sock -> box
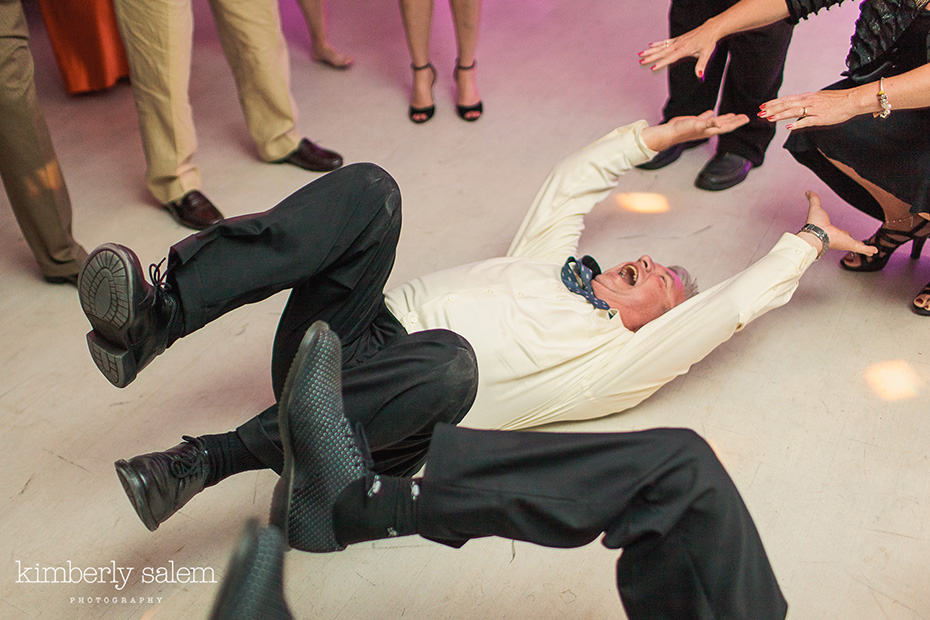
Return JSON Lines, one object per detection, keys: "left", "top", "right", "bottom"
{"left": 332, "top": 475, "right": 420, "bottom": 546}
{"left": 200, "top": 432, "right": 265, "bottom": 487}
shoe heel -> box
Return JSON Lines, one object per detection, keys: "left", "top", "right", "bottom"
{"left": 114, "top": 460, "right": 159, "bottom": 531}
{"left": 87, "top": 331, "right": 137, "bottom": 388}
{"left": 911, "top": 237, "right": 926, "bottom": 260}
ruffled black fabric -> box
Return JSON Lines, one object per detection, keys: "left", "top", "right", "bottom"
{"left": 785, "top": 0, "right": 928, "bottom": 74}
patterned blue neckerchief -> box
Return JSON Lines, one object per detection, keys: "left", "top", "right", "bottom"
{"left": 561, "top": 255, "right": 611, "bottom": 311}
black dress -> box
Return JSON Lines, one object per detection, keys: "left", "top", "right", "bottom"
{"left": 784, "top": 10, "right": 930, "bottom": 219}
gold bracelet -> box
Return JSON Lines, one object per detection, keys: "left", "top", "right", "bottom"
{"left": 873, "top": 77, "right": 892, "bottom": 119}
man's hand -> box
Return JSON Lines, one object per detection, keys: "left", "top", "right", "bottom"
{"left": 800, "top": 191, "right": 878, "bottom": 256}
{"left": 641, "top": 111, "right": 750, "bottom": 153}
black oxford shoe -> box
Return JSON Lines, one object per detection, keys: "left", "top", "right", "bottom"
{"left": 695, "top": 152, "right": 753, "bottom": 191}
{"left": 114, "top": 436, "right": 210, "bottom": 531}
{"left": 78, "top": 243, "right": 181, "bottom": 388}
{"left": 164, "top": 190, "right": 224, "bottom": 230}
{"left": 636, "top": 138, "right": 707, "bottom": 170}
{"left": 270, "top": 322, "right": 368, "bottom": 552}
{"left": 275, "top": 138, "right": 343, "bottom": 172}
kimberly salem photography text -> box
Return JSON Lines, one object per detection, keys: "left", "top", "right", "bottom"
{"left": 15, "top": 559, "right": 217, "bottom": 592}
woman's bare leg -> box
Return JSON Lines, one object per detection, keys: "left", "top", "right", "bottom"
{"left": 450, "top": 0, "right": 481, "bottom": 117}
{"left": 821, "top": 153, "right": 924, "bottom": 268}
{"left": 399, "top": 0, "right": 434, "bottom": 121}
{"left": 296, "top": 0, "right": 353, "bottom": 68}
{"left": 822, "top": 152, "right": 930, "bottom": 312}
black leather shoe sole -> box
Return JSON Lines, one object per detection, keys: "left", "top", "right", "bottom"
{"left": 78, "top": 244, "right": 146, "bottom": 387}
{"left": 114, "top": 459, "right": 160, "bottom": 531}
{"left": 270, "top": 321, "right": 366, "bottom": 553}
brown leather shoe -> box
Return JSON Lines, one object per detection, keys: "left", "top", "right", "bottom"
{"left": 114, "top": 436, "right": 210, "bottom": 531}
{"left": 275, "top": 138, "right": 343, "bottom": 172}
{"left": 164, "top": 190, "right": 224, "bottom": 230}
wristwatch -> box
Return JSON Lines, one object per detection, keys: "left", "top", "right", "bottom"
{"left": 798, "top": 223, "right": 830, "bottom": 260}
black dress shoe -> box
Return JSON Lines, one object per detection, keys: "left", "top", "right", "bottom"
{"left": 114, "top": 436, "right": 210, "bottom": 531}
{"left": 270, "top": 321, "right": 368, "bottom": 552}
{"left": 635, "top": 138, "right": 708, "bottom": 170}
{"left": 695, "top": 152, "right": 753, "bottom": 191}
{"left": 275, "top": 138, "right": 343, "bottom": 172}
{"left": 210, "top": 521, "right": 293, "bottom": 620}
{"left": 43, "top": 273, "right": 79, "bottom": 286}
{"left": 78, "top": 243, "right": 182, "bottom": 388}
{"left": 164, "top": 190, "right": 224, "bottom": 230}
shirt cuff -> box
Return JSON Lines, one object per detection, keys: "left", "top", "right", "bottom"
{"left": 631, "top": 120, "right": 657, "bottom": 164}
{"left": 781, "top": 232, "right": 819, "bottom": 269}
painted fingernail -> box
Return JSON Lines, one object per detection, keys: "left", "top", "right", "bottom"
{"left": 759, "top": 104, "right": 766, "bottom": 110}
{"left": 786, "top": 124, "right": 794, "bottom": 130}
{"left": 756, "top": 111, "right": 765, "bottom": 117}
{"left": 697, "top": 70, "right": 704, "bottom": 80}
{"left": 650, "top": 65, "right": 657, "bottom": 71}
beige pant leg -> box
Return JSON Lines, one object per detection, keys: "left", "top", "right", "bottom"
{"left": 0, "top": 0, "right": 87, "bottom": 277}
{"left": 113, "top": 0, "right": 199, "bottom": 204}
{"left": 208, "top": 0, "right": 299, "bottom": 161}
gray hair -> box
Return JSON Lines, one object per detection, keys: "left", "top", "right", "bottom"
{"left": 668, "top": 265, "right": 699, "bottom": 300}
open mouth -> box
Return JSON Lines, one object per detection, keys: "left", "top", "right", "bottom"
{"left": 619, "top": 264, "right": 638, "bottom": 285}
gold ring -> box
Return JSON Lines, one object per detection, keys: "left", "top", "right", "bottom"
{"left": 664, "top": 40, "right": 670, "bottom": 48}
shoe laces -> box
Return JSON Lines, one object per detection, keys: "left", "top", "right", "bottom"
{"left": 148, "top": 258, "right": 172, "bottom": 296}
{"left": 148, "top": 258, "right": 182, "bottom": 342}
{"left": 170, "top": 435, "right": 207, "bottom": 478}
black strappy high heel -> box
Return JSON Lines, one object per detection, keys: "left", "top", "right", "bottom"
{"left": 408, "top": 62, "right": 436, "bottom": 124}
{"left": 453, "top": 59, "right": 483, "bottom": 121}
{"left": 840, "top": 219, "right": 930, "bottom": 272}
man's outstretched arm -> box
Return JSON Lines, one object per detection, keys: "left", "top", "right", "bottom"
{"left": 640, "top": 112, "right": 751, "bottom": 154}
{"left": 506, "top": 113, "right": 749, "bottom": 262}
{"left": 583, "top": 191, "right": 875, "bottom": 418}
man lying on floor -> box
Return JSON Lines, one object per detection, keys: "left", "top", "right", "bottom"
{"left": 76, "top": 112, "right": 874, "bottom": 532}
{"left": 209, "top": 322, "right": 788, "bottom": 620}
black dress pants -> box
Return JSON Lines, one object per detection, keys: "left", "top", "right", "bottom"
{"left": 165, "top": 163, "right": 478, "bottom": 477}
{"left": 664, "top": 0, "right": 794, "bottom": 166}
{"left": 417, "top": 425, "right": 787, "bottom": 619}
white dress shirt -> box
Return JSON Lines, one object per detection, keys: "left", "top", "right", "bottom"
{"left": 384, "top": 121, "right": 817, "bottom": 430}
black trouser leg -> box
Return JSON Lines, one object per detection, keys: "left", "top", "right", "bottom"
{"left": 166, "top": 162, "right": 401, "bottom": 334}
{"left": 415, "top": 425, "right": 786, "bottom": 619}
{"left": 715, "top": 20, "right": 793, "bottom": 165}
{"left": 664, "top": 0, "right": 729, "bottom": 122}
{"left": 664, "top": 0, "right": 792, "bottom": 166}
{"left": 238, "top": 329, "right": 478, "bottom": 477}
{"left": 163, "top": 162, "right": 476, "bottom": 475}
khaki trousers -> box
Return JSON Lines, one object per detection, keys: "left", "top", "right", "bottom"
{"left": 0, "top": 0, "right": 86, "bottom": 278}
{"left": 112, "top": 0, "right": 300, "bottom": 204}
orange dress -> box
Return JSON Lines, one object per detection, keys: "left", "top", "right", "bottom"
{"left": 37, "top": 0, "right": 129, "bottom": 94}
